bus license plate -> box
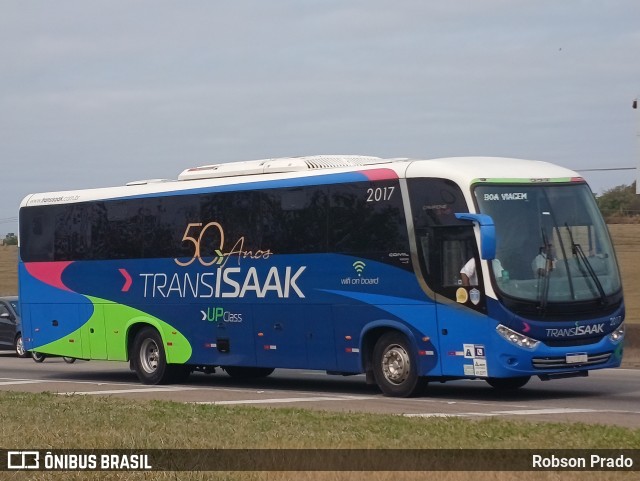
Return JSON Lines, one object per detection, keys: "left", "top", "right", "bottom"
{"left": 566, "top": 353, "right": 588, "bottom": 364}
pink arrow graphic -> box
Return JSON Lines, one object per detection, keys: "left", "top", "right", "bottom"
{"left": 522, "top": 321, "right": 531, "bottom": 333}
{"left": 119, "top": 268, "right": 132, "bottom": 292}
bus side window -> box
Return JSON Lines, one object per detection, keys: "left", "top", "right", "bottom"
{"left": 261, "top": 186, "right": 328, "bottom": 254}
{"left": 419, "top": 234, "right": 431, "bottom": 277}
{"left": 32, "top": 215, "right": 43, "bottom": 235}
{"left": 439, "top": 226, "right": 485, "bottom": 310}
{"left": 20, "top": 208, "right": 55, "bottom": 262}
{"left": 442, "top": 237, "right": 475, "bottom": 287}
{"left": 417, "top": 225, "right": 484, "bottom": 309}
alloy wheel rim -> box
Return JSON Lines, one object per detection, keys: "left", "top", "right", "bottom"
{"left": 381, "top": 343, "right": 410, "bottom": 385}
{"left": 140, "top": 338, "right": 160, "bottom": 374}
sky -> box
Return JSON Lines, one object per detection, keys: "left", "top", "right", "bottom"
{"left": 1, "top": 1, "right": 639, "bottom": 235}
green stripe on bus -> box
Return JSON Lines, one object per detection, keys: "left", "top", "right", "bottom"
{"left": 471, "top": 177, "right": 575, "bottom": 184}
{"left": 32, "top": 296, "right": 192, "bottom": 364}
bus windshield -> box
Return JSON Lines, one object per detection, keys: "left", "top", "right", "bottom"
{"left": 474, "top": 183, "right": 621, "bottom": 305}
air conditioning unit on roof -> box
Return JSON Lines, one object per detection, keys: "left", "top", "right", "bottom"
{"left": 177, "top": 155, "right": 388, "bottom": 181}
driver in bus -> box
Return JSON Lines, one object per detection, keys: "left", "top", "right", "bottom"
{"left": 460, "top": 258, "right": 504, "bottom": 286}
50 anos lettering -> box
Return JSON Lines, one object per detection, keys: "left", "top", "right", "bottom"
{"left": 174, "top": 222, "right": 272, "bottom": 267}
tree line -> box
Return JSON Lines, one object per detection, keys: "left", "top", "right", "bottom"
{"left": 2, "top": 233, "right": 17, "bottom": 246}
{"left": 596, "top": 182, "right": 640, "bottom": 223}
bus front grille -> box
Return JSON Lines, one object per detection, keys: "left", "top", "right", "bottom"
{"left": 532, "top": 352, "right": 612, "bottom": 370}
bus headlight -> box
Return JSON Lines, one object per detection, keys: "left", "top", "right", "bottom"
{"left": 496, "top": 324, "right": 540, "bottom": 349}
{"left": 608, "top": 324, "right": 624, "bottom": 343}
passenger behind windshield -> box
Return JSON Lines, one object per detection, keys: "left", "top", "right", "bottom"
{"left": 532, "top": 244, "right": 556, "bottom": 278}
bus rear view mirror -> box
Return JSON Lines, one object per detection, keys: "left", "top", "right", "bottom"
{"left": 454, "top": 213, "right": 496, "bottom": 260}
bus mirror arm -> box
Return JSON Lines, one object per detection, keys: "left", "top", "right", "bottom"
{"left": 454, "top": 213, "right": 496, "bottom": 260}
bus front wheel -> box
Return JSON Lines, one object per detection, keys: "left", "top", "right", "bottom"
{"left": 372, "top": 332, "right": 425, "bottom": 397}
{"left": 131, "top": 327, "right": 173, "bottom": 385}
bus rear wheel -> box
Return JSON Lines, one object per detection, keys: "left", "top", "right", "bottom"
{"left": 486, "top": 376, "right": 530, "bottom": 390}
{"left": 31, "top": 351, "right": 46, "bottom": 363}
{"left": 131, "top": 327, "right": 175, "bottom": 385}
{"left": 372, "top": 332, "right": 425, "bottom": 397}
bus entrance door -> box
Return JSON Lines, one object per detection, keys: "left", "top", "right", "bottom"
{"left": 419, "top": 225, "right": 491, "bottom": 378}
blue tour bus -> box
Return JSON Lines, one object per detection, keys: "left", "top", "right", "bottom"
{"left": 18, "top": 155, "right": 625, "bottom": 396}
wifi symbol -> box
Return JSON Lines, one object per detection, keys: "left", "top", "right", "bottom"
{"left": 352, "top": 260, "right": 366, "bottom": 276}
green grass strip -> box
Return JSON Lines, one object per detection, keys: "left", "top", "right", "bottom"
{"left": 2, "top": 391, "right": 639, "bottom": 450}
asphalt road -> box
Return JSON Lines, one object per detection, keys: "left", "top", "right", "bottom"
{"left": 1, "top": 351, "right": 639, "bottom": 428}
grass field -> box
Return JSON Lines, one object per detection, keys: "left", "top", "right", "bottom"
{"left": 0, "top": 243, "right": 17, "bottom": 296}
{"left": 607, "top": 224, "right": 640, "bottom": 323}
{"left": 0, "top": 391, "right": 638, "bottom": 481}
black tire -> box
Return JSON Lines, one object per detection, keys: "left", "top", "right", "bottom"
{"left": 131, "top": 327, "right": 173, "bottom": 385}
{"left": 31, "top": 351, "right": 46, "bottom": 363}
{"left": 14, "top": 334, "right": 29, "bottom": 358}
{"left": 372, "top": 331, "right": 426, "bottom": 397}
{"left": 63, "top": 357, "right": 76, "bottom": 364}
{"left": 486, "top": 376, "right": 531, "bottom": 391}
{"left": 224, "top": 366, "right": 275, "bottom": 379}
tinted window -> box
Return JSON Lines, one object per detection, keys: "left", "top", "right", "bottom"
{"left": 329, "top": 180, "right": 409, "bottom": 262}
{"left": 19, "top": 206, "right": 55, "bottom": 262}
{"left": 9, "top": 301, "right": 19, "bottom": 316}
{"left": 408, "top": 178, "right": 469, "bottom": 228}
{"left": 261, "top": 186, "right": 328, "bottom": 254}
{"left": 20, "top": 179, "right": 410, "bottom": 266}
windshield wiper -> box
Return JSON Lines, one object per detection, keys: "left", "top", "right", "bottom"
{"left": 564, "top": 223, "right": 608, "bottom": 305}
{"left": 536, "top": 227, "right": 552, "bottom": 314}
